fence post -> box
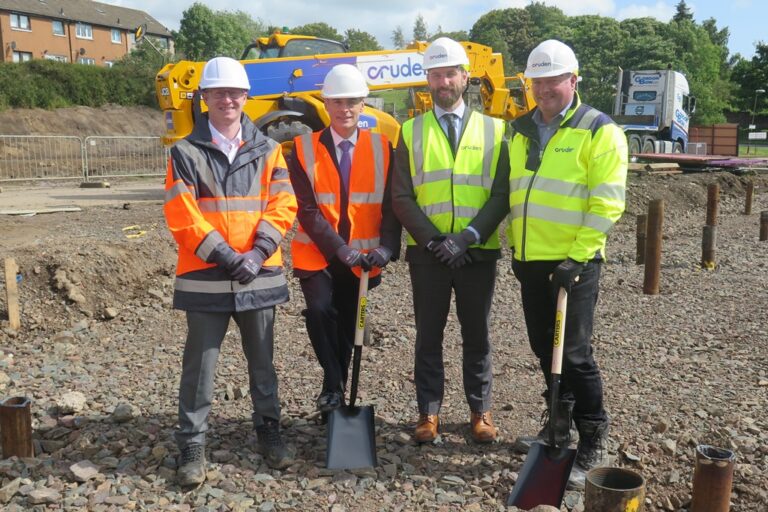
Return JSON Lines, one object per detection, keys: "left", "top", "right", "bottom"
{"left": 702, "top": 183, "right": 719, "bottom": 269}
{"left": 744, "top": 181, "right": 754, "bottom": 215}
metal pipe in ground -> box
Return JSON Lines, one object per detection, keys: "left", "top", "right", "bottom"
{"left": 691, "top": 445, "right": 736, "bottom": 512}
{"left": 761, "top": 211, "right": 768, "bottom": 241}
{"left": 706, "top": 183, "right": 720, "bottom": 227}
{"left": 701, "top": 225, "right": 717, "bottom": 269}
{"left": 0, "top": 397, "right": 34, "bottom": 458}
{"left": 585, "top": 467, "right": 646, "bottom": 512}
{"left": 643, "top": 199, "right": 664, "bottom": 295}
{"left": 744, "top": 181, "right": 753, "bottom": 215}
{"left": 636, "top": 214, "right": 647, "bottom": 265}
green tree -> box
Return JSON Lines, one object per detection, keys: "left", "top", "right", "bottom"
{"left": 730, "top": 43, "right": 768, "bottom": 114}
{"left": 392, "top": 26, "right": 406, "bottom": 49}
{"left": 429, "top": 28, "right": 469, "bottom": 42}
{"left": 618, "top": 17, "right": 677, "bottom": 69}
{"left": 174, "top": 3, "right": 266, "bottom": 60}
{"left": 345, "top": 29, "right": 381, "bottom": 52}
{"left": 413, "top": 14, "right": 428, "bottom": 41}
{"left": 470, "top": 8, "right": 534, "bottom": 72}
{"left": 672, "top": 0, "right": 694, "bottom": 23}
{"left": 291, "top": 22, "right": 342, "bottom": 42}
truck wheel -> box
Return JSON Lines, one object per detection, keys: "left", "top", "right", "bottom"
{"left": 641, "top": 136, "right": 656, "bottom": 154}
{"left": 673, "top": 142, "right": 683, "bottom": 153}
{"left": 628, "top": 135, "right": 642, "bottom": 155}
{"left": 265, "top": 120, "right": 313, "bottom": 159}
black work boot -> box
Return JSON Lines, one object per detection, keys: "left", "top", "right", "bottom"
{"left": 256, "top": 418, "right": 295, "bottom": 469}
{"left": 568, "top": 418, "right": 611, "bottom": 490}
{"left": 513, "top": 400, "right": 577, "bottom": 454}
{"left": 177, "top": 444, "right": 206, "bottom": 487}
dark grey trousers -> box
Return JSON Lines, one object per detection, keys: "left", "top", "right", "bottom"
{"left": 409, "top": 260, "right": 496, "bottom": 415}
{"left": 175, "top": 308, "right": 280, "bottom": 449}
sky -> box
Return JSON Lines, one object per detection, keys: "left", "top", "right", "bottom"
{"left": 104, "top": 0, "right": 764, "bottom": 60}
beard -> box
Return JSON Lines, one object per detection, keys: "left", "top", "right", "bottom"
{"left": 431, "top": 84, "right": 464, "bottom": 110}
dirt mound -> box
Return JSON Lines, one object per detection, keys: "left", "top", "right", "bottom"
{"left": 0, "top": 104, "right": 164, "bottom": 137}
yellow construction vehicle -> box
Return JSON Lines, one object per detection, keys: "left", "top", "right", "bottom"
{"left": 155, "top": 32, "right": 535, "bottom": 148}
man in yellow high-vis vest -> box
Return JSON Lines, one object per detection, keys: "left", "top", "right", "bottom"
{"left": 392, "top": 38, "right": 510, "bottom": 445}
{"left": 507, "top": 40, "right": 627, "bottom": 489}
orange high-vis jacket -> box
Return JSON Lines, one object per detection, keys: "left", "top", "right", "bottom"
{"left": 291, "top": 130, "right": 390, "bottom": 278}
{"left": 163, "top": 117, "right": 297, "bottom": 312}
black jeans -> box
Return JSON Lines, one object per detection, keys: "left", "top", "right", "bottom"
{"left": 512, "top": 259, "right": 607, "bottom": 424}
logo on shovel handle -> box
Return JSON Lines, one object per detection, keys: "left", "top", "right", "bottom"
{"left": 554, "top": 311, "right": 563, "bottom": 347}
{"left": 358, "top": 297, "right": 367, "bottom": 329}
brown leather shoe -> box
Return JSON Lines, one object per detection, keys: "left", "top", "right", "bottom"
{"left": 470, "top": 411, "right": 497, "bottom": 443}
{"left": 414, "top": 414, "right": 439, "bottom": 443}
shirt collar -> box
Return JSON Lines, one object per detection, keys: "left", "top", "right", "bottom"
{"left": 532, "top": 104, "right": 571, "bottom": 128}
{"left": 330, "top": 127, "right": 358, "bottom": 148}
{"left": 208, "top": 121, "right": 242, "bottom": 147}
{"left": 434, "top": 100, "right": 466, "bottom": 121}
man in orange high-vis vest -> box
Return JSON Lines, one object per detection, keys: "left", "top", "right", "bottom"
{"left": 289, "top": 64, "right": 401, "bottom": 413}
{"left": 163, "top": 57, "right": 297, "bottom": 486}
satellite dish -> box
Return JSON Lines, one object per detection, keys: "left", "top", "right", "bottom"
{"left": 79, "top": 47, "right": 86, "bottom": 55}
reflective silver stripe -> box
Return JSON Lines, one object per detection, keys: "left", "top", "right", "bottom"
{"left": 510, "top": 176, "right": 533, "bottom": 191}
{"left": 350, "top": 237, "right": 379, "bottom": 250}
{"left": 293, "top": 231, "right": 311, "bottom": 243}
{"left": 454, "top": 205, "right": 479, "bottom": 218}
{"left": 198, "top": 198, "right": 266, "bottom": 212}
{"left": 411, "top": 115, "right": 425, "bottom": 179}
{"left": 165, "top": 181, "right": 189, "bottom": 203}
{"left": 174, "top": 273, "right": 287, "bottom": 293}
{"left": 298, "top": 133, "right": 316, "bottom": 188}
{"left": 413, "top": 168, "right": 452, "bottom": 186}
{"left": 178, "top": 141, "right": 221, "bottom": 197}
{"left": 196, "top": 230, "right": 225, "bottom": 261}
{"left": 246, "top": 157, "right": 267, "bottom": 197}
{"left": 350, "top": 192, "right": 381, "bottom": 203}
{"left": 269, "top": 181, "right": 293, "bottom": 195}
{"left": 591, "top": 182, "right": 625, "bottom": 202}
{"left": 482, "top": 115, "right": 495, "bottom": 180}
{"left": 574, "top": 107, "right": 602, "bottom": 130}
{"left": 518, "top": 203, "right": 585, "bottom": 227}
{"left": 453, "top": 174, "right": 493, "bottom": 188}
{"left": 422, "top": 201, "right": 453, "bottom": 216}
{"left": 584, "top": 213, "right": 616, "bottom": 234}
{"left": 532, "top": 176, "right": 588, "bottom": 199}
{"left": 257, "top": 221, "right": 283, "bottom": 247}
{"left": 370, "top": 132, "right": 385, "bottom": 202}
{"left": 316, "top": 192, "right": 336, "bottom": 205}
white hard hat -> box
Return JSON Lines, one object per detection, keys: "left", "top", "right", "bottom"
{"left": 199, "top": 56, "right": 250, "bottom": 90}
{"left": 524, "top": 39, "right": 579, "bottom": 78}
{"left": 321, "top": 64, "right": 369, "bottom": 98}
{"left": 423, "top": 37, "right": 469, "bottom": 70}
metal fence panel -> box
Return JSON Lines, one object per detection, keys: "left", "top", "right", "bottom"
{"left": 84, "top": 136, "right": 168, "bottom": 180}
{"left": 0, "top": 135, "right": 84, "bottom": 182}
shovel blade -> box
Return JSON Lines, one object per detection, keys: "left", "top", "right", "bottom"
{"left": 507, "top": 441, "right": 577, "bottom": 509}
{"left": 325, "top": 405, "right": 377, "bottom": 470}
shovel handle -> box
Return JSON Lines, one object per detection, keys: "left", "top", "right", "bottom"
{"left": 349, "top": 270, "right": 369, "bottom": 407}
{"left": 551, "top": 287, "right": 568, "bottom": 375}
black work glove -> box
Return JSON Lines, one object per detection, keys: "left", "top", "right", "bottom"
{"left": 367, "top": 246, "right": 393, "bottom": 268}
{"left": 209, "top": 243, "right": 241, "bottom": 272}
{"left": 231, "top": 248, "right": 267, "bottom": 285}
{"left": 336, "top": 245, "right": 372, "bottom": 271}
{"left": 433, "top": 230, "right": 476, "bottom": 266}
{"left": 448, "top": 252, "right": 472, "bottom": 270}
{"left": 551, "top": 258, "right": 586, "bottom": 293}
{"left": 425, "top": 235, "right": 445, "bottom": 252}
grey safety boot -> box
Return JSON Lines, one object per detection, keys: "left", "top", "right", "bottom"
{"left": 568, "top": 418, "right": 611, "bottom": 490}
{"left": 177, "top": 444, "right": 206, "bottom": 487}
{"left": 513, "top": 400, "right": 577, "bottom": 454}
{"left": 256, "top": 418, "right": 295, "bottom": 469}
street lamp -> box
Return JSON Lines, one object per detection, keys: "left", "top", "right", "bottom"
{"left": 752, "top": 88, "right": 766, "bottom": 128}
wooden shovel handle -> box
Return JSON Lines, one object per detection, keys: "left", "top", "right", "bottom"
{"left": 551, "top": 287, "right": 568, "bottom": 375}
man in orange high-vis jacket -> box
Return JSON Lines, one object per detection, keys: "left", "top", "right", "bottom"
{"left": 289, "top": 64, "right": 401, "bottom": 414}
{"left": 163, "top": 57, "right": 297, "bottom": 486}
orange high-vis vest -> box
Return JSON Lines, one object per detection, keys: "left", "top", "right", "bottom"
{"left": 291, "top": 130, "right": 390, "bottom": 278}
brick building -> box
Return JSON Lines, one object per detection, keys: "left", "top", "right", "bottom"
{"left": 0, "top": 0, "right": 172, "bottom": 67}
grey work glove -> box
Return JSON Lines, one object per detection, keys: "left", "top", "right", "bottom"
{"left": 231, "top": 248, "right": 267, "bottom": 285}
{"left": 367, "top": 246, "right": 393, "bottom": 268}
{"left": 336, "top": 245, "right": 372, "bottom": 271}
{"left": 433, "top": 230, "right": 476, "bottom": 266}
{"left": 551, "top": 258, "right": 586, "bottom": 293}
{"left": 448, "top": 252, "right": 472, "bottom": 270}
{"left": 209, "top": 243, "right": 241, "bottom": 272}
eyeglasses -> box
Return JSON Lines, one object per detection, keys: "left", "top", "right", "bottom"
{"left": 204, "top": 89, "right": 247, "bottom": 100}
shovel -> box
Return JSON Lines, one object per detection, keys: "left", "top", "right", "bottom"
{"left": 326, "top": 270, "right": 377, "bottom": 469}
{"left": 507, "top": 286, "right": 578, "bottom": 509}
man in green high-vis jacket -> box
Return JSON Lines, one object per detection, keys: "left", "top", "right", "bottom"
{"left": 392, "top": 37, "right": 510, "bottom": 445}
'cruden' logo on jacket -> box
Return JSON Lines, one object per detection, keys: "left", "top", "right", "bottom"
{"left": 554, "top": 147, "right": 575, "bottom": 153}
{"left": 460, "top": 144, "right": 482, "bottom": 151}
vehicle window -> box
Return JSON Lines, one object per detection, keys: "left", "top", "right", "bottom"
{"left": 258, "top": 47, "right": 280, "bottom": 59}
{"left": 282, "top": 39, "right": 344, "bottom": 57}
{"left": 633, "top": 91, "right": 657, "bottom": 102}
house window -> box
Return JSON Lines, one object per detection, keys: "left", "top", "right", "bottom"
{"left": 76, "top": 22, "right": 93, "bottom": 39}
{"left": 128, "top": 33, "right": 136, "bottom": 45}
{"left": 104, "top": 61, "right": 114, "bottom": 68}
{"left": 77, "top": 57, "right": 96, "bottom": 65}
{"left": 52, "top": 20, "right": 65, "bottom": 36}
{"left": 44, "top": 54, "right": 68, "bottom": 63}
{"left": 12, "top": 51, "right": 33, "bottom": 63}
{"left": 10, "top": 13, "right": 31, "bottom": 30}
{"left": 111, "top": 29, "right": 121, "bottom": 43}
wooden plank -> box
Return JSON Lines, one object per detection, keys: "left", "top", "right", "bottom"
{"left": 4, "top": 258, "right": 20, "bottom": 330}
{"left": 0, "top": 207, "right": 82, "bottom": 216}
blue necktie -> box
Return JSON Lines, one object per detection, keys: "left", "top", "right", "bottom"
{"left": 338, "top": 140, "right": 353, "bottom": 192}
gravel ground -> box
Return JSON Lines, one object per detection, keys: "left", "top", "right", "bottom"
{"left": 0, "top": 170, "right": 766, "bottom": 511}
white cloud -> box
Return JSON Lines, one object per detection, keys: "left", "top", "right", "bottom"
{"left": 617, "top": 1, "right": 676, "bottom": 21}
